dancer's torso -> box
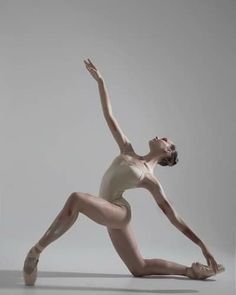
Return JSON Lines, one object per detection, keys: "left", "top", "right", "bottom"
{"left": 98, "top": 153, "right": 153, "bottom": 204}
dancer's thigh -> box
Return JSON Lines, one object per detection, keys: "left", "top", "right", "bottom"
{"left": 78, "top": 192, "right": 131, "bottom": 229}
{"left": 107, "top": 223, "right": 146, "bottom": 276}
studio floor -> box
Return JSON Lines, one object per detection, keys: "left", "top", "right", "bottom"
{"left": 0, "top": 251, "right": 234, "bottom": 295}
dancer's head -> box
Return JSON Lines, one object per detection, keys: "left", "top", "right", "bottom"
{"left": 148, "top": 136, "right": 179, "bottom": 167}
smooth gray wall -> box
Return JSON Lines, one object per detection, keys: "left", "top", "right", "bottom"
{"left": 0, "top": 0, "right": 235, "bottom": 270}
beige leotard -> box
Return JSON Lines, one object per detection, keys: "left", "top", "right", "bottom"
{"left": 98, "top": 153, "right": 151, "bottom": 210}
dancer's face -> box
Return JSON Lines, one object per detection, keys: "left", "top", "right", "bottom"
{"left": 148, "top": 136, "right": 174, "bottom": 157}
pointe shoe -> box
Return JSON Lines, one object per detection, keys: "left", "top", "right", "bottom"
{"left": 186, "top": 262, "right": 225, "bottom": 280}
{"left": 23, "top": 243, "right": 44, "bottom": 286}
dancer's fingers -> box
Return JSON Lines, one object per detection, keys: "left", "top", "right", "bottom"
{"left": 88, "top": 58, "right": 97, "bottom": 70}
{"left": 84, "top": 60, "right": 89, "bottom": 66}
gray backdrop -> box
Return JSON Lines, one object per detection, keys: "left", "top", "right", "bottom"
{"left": 0, "top": 0, "right": 235, "bottom": 290}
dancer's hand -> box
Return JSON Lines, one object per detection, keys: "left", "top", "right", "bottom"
{"left": 84, "top": 58, "right": 103, "bottom": 83}
{"left": 201, "top": 244, "right": 219, "bottom": 273}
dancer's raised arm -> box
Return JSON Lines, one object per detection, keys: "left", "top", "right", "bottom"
{"left": 141, "top": 174, "right": 219, "bottom": 274}
{"left": 84, "top": 58, "right": 132, "bottom": 153}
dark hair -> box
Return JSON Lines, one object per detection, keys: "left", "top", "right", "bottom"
{"left": 159, "top": 144, "right": 179, "bottom": 167}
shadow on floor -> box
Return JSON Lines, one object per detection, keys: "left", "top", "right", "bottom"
{"left": 0, "top": 269, "right": 215, "bottom": 293}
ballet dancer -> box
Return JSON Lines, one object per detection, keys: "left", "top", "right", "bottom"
{"left": 23, "top": 58, "right": 225, "bottom": 286}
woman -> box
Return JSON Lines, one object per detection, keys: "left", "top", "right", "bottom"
{"left": 23, "top": 58, "right": 225, "bottom": 286}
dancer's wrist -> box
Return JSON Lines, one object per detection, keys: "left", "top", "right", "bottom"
{"left": 97, "top": 77, "right": 104, "bottom": 85}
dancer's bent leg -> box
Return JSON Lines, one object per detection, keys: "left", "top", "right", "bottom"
{"left": 23, "top": 191, "right": 131, "bottom": 285}
{"left": 35, "top": 192, "right": 81, "bottom": 252}
{"left": 107, "top": 224, "right": 221, "bottom": 279}
{"left": 34, "top": 192, "right": 130, "bottom": 252}
{"left": 107, "top": 224, "right": 189, "bottom": 277}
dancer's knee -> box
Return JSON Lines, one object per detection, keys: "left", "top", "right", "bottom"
{"left": 69, "top": 192, "right": 87, "bottom": 212}
{"left": 130, "top": 261, "right": 147, "bottom": 277}
{"left": 130, "top": 268, "right": 146, "bottom": 277}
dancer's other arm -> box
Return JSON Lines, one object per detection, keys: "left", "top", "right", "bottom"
{"left": 84, "top": 58, "right": 132, "bottom": 153}
{"left": 141, "top": 174, "right": 219, "bottom": 273}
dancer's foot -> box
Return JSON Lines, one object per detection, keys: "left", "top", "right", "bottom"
{"left": 23, "top": 243, "right": 44, "bottom": 286}
{"left": 186, "top": 262, "right": 225, "bottom": 280}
